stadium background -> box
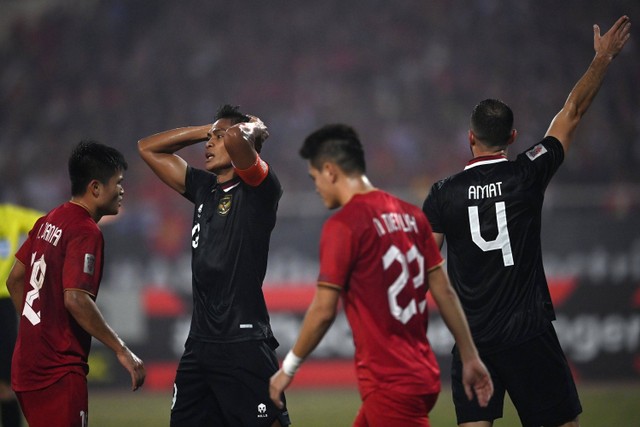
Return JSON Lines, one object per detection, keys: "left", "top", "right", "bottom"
{"left": 1, "top": 0, "right": 639, "bottom": 424}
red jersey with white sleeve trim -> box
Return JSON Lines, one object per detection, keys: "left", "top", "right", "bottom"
{"left": 12, "top": 202, "right": 104, "bottom": 392}
{"left": 318, "top": 190, "right": 443, "bottom": 398}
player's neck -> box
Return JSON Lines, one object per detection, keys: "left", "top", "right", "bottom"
{"left": 473, "top": 147, "right": 507, "bottom": 158}
{"left": 69, "top": 198, "right": 99, "bottom": 222}
{"left": 340, "top": 175, "right": 376, "bottom": 206}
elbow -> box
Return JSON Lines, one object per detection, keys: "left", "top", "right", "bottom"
{"left": 137, "top": 138, "right": 150, "bottom": 158}
{"left": 63, "top": 291, "right": 84, "bottom": 315}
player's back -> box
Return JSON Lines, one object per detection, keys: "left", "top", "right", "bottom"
{"left": 327, "top": 190, "right": 441, "bottom": 396}
{"left": 423, "top": 139, "right": 564, "bottom": 351}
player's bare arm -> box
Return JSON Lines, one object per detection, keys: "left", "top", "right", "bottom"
{"left": 6, "top": 260, "right": 26, "bottom": 312}
{"left": 64, "top": 289, "right": 146, "bottom": 391}
{"left": 269, "top": 285, "right": 340, "bottom": 408}
{"left": 224, "top": 115, "right": 269, "bottom": 169}
{"left": 428, "top": 266, "right": 493, "bottom": 407}
{"left": 138, "top": 125, "right": 210, "bottom": 194}
{"left": 432, "top": 231, "right": 445, "bottom": 250}
{"left": 545, "top": 15, "right": 631, "bottom": 153}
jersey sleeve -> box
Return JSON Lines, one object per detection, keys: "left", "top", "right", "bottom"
{"left": 317, "top": 218, "right": 355, "bottom": 290}
{"left": 62, "top": 228, "right": 104, "bottom": 296}
{"left": 183, "top": 166, "right": 217, "bottom": 204}
{"left": 422, "top": 182, "right": 443, "bottom": 234}
{"left": 517, "top": 136, "right": 564, "bottom": 190}
{"left": 422, "top": 217, "right": 444, "bottom": 271}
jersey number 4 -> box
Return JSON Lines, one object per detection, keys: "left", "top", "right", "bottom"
{"left": 468, "top": 201, "right": 514, "bottom": 266}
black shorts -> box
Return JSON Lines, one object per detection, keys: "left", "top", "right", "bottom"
{"left": 451, "top": 323, "right": 582, "bottom": 427}
{"left": 170, "top": 337, "right": 291, "bottom": 427}
{"left": 0, "top": 298, "right": 18, "bottom": 382}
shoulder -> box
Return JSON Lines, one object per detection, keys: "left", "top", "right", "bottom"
{"left": 517, "top": 136, "right": 564, "bottom": 164}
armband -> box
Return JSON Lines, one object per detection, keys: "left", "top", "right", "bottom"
{"left": 282, "top": 350, "right": 304, "bottom": 377}
{"left": 234, "top": 155, "right": 269, "bottom": 187}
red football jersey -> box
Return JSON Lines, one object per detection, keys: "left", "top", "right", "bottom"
{"left": 318, "top": 190, "right": 443, "bottom": 398}
{"left": 12, "top": 202, "right": 104, "bottom": 392}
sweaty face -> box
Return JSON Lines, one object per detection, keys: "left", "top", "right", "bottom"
{"left": 98, "top": 172, "right": 124, "bottom": 216}
{"left": 308, "top": 163, "right": 339, "bottom": 210}
{"left": 205, "top": 118, "right": 234, "bottom": 173}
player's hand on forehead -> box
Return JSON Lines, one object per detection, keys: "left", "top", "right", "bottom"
{"left": 237, "top": 115, "right": 269, "bottom": 143}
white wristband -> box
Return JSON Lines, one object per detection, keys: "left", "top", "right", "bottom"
{"left": 282, "top": 350, "right": 304, "bottom": 377}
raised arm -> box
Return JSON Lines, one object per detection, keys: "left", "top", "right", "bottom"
{"left": 64, "top": 290, "right": 146, "bottom": 391}
{"left": 545, "top": 15, "right": 631, "bottom": 153}
{"left": 224, "top": 116, "right": 270, "bottom": 170}
{"left": 428, "top": 265, "right": 493, "bottom": 406}
{"left": 138, "top": 125, "right": 210, "bottom": 194}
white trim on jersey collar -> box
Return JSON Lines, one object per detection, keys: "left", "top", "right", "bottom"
{"left": 464, "top": 157, "right": 508, "bottom": 170}
{"left": 222, "top": 182, "right": 240, "bottom": 192}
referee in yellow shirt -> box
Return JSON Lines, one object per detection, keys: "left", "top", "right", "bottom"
{"left": 0, "top": 204, "right": 43, "bottom": 427}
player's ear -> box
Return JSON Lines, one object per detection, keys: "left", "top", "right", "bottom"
{"left": 507, "top": 129, "right": 517, "bottom": 145}
{"left": 89, "top": 179, "right": 101, "bottom": 198}
{"left": 468, "top": 130, "right": 476, "bottom": 146}
{"left": 322, "top": 162, "right": 339, "bottom": 183}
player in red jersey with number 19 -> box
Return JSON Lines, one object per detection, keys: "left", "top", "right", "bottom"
{"left": 6, "top": 141, "right": 145, "bottom": 427}
{"left": 270, "top": 124, "right": 492, "bottom": 427}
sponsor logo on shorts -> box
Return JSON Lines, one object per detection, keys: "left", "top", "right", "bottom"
{"left": 257, "top": 403, "right": 268, "bottom": 418}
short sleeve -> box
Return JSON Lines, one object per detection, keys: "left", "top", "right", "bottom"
{"left": 422, "top": 183, "right": 443, "bottom": 234}
{"left": 62, "top": 229, "right": 104, "bottom": 296}
{"left": 422, "top": 218, "right": 444, "bottom": 272}
{"left": 516, "top": 136, "right": 564, "bottom": 191}
{"left": 317, "top": 219, "right": 355, "bottom": 290}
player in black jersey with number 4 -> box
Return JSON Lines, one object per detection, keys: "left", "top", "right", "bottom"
{"left": 423, "top": 16, "right": 630, "bottom": 427}
{"left": 139, "top": 105, "right": 290, "bottom": 427}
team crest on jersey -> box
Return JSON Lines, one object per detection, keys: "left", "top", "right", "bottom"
{"left": 217, "top": 195, "right": 232, "bottom": 216}
{"left": 525, "top": 143, "right": 548, "bottom": 161}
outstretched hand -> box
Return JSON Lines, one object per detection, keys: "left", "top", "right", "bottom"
{"left": 462, "top": 357, "right": 494, "bottom": 407}
{"left": 594, "top": 15, "right": 631, "bottom": 60}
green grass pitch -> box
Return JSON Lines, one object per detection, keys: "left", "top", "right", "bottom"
{"left": 88, "top": 383, "right": 640, "bottom": 426}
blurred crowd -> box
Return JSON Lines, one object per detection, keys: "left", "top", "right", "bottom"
{"left": 1, "top": 0, "right": 638, "bottom": 286}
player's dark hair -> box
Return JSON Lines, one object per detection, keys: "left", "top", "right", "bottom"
{"left": 471, "top": 99, "right": 514, "bottom": 147}
{"left": 68, "top": 140, "right": 128, "bottom": 196}
{"left": 300, "top": 124, "right": 366, "bottom": 174}
{"left": 215, "top": 104, "right": 265, "bottom": 153}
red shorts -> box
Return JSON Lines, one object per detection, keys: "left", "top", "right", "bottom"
{"left": 16, "top": 373, "right": 88, "bottom": 427}
{"left": 353, "top": 389, "right": 438, "bottom": 427}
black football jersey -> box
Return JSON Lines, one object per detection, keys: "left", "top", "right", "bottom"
{"left": 423, "top": 137, "right": 564, "bottom": 352}
{"left": 183, "top": 165, "right": 282, "bottom": 343}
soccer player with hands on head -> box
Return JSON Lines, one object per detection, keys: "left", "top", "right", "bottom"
{"left": 139, "top": 105, "right": 290, "bottom": 427}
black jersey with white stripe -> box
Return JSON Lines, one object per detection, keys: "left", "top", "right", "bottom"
{"left": 423, "top": 137, "right": 564, "bottom": 352}
{"left": 183, "top": 165, "right": 282, "bottom": 343}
